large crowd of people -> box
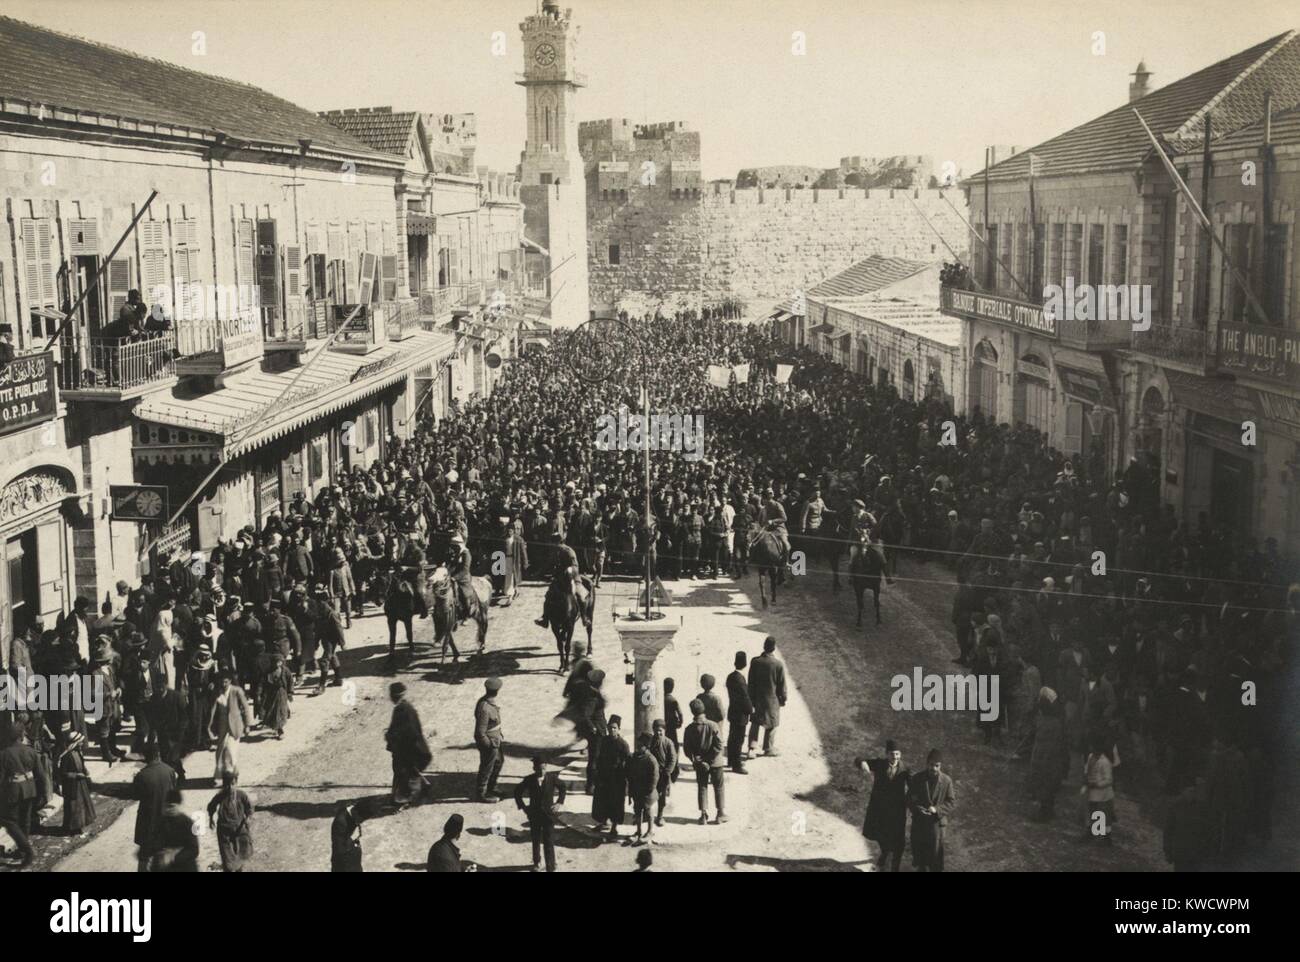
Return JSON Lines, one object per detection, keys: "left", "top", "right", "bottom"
{"left": 1, "top": 305, "right": 1295, "bottom": 871}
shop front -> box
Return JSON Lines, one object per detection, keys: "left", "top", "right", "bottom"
{"left": 0, "top": 464, "right": 80, "bottom": 641}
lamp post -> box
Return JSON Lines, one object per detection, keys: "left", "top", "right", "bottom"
{"left": 566, "top": 315, "right": 678, "bottom": 736}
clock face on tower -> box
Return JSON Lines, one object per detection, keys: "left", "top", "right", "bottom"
{"left": 534, "top": 42, "right": 557, "bottom": 66}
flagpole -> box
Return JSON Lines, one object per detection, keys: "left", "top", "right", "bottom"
{"left": 1133, "top": 108, "right": 1272, "bottom": 327}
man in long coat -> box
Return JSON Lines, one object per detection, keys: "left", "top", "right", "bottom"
{"left": 386, "top": 682, "right": 431, "bottom": 808}
{"left": 747, "top": 636, "right": 787, "bottom": 757}
{"left": 725, "top": 652, "right": 753, "bottom": 773}
{"left": 132, "top": 745, "right": 177, "bottom": 871}
{"left": 591, "top": 714, "right": 630, "bottom": 841}
{"left": 330, "top": 800, "right": 363, "bottom": 872}
{"left": 909, "top": 748, "right": 956, "bottom": 872}
{"left": 855, "top": 739, "right": 910, "bottom": 871}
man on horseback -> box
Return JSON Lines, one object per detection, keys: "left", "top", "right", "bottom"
{"left": 534, "top": 541, "right": 579, "bottom": 631}
{"left": 447, "top": 534, "right": 475, "bottom": 625}
{"left": 759, "top": 488, "right": 791, "bottom": 575}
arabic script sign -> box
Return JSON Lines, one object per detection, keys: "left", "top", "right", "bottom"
{"left": 1217, "top": 324, "right": 1300, "bottom": 388}
{"left": 0, "top": 352, "right": 57, "bottom": 437}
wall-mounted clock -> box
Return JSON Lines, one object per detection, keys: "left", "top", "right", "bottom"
{"left": 534, "top": 42, "right": 557, "bottom": 66}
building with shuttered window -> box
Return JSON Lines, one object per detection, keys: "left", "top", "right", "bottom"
{"left": 944, "top": 32, "right": 1300, "bottom": 547}
{"left": 0, "top": 15, "right": 479, "bottom": 643}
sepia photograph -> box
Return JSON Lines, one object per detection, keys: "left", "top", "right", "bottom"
{"left": 0, "top": 0, "right": 1294, "bottom": 933}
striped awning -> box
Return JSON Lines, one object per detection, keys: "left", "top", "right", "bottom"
{"left": 134, "top": 329, "right": 456, "bottom": 461}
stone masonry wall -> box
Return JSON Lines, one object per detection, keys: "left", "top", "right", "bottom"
{"left": 587, "top": 184, "right": 970, "bottom": 311}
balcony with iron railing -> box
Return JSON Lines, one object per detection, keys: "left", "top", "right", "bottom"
{"left": 418, "top": 283, "right": 483, "bottom": 318}
{"left": 1130, "top": 321, "right": 1216, "bottom": 372}
{"left": 58, "top": 332, "right": 178, "bottom": 401}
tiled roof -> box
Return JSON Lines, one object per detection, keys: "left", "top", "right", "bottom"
{"left": 807, "top": 254, "right": 932, "bottom": 299}
{"left": 319, "top": 108, "right": 419, "bottom": 156}
{"left": 974, "top": 30, "right": 1300, "bottom": 182}
{"left": 1203, "top": 102, "right": 1300, "bottom": 151}
{"left": 0, "top": 16, "right": 394, "bottom": 162}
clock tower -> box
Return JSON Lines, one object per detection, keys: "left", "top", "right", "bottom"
{"left": 517, "top": 0, "right": 589, "bottom": 326}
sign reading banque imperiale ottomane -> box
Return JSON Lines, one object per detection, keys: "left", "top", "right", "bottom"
{"left": 0, "top": 351, "right": 57, "bottom": 437}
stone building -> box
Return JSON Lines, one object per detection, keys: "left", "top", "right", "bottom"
{"left": 943, "top": 31, "right": 1300, "bottom": 547}
{"left": 0, "top": 15, "right": 532, "bottom": 644}
{"left": 777, "top": 256, "right": 966, "bottom": 413}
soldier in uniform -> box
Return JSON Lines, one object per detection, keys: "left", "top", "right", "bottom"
{"left": 473, "top": 677, "right": 504, "bottom": 802}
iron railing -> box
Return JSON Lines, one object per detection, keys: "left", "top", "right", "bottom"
{"left": 59, "top": 334, "right": 176, "bottom": 392}
{"left": 382, "top": 300, "right": 419, "bottom": 340}
{"left": 1131, "top": 322, "right": 1215, "bottom": 369}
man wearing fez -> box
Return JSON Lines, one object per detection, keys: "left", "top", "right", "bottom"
{"left": 385, "top": 682, "right": 431, "bottom": 809}
{"left": 909, "top": 748, "right": 956, "bottom": 872}
{"left": 855, "top": 739, "right": 910, "bottom": 872}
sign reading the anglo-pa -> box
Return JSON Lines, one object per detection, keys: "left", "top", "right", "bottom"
{"left": 110, "top": 484, "right": 169, "bottom": 522}
{"left": 0, "top": 351, "right": 57, "bottom": 437}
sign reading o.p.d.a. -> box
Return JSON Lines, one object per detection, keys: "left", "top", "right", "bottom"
{"left": 0, "top": 351, "right": 57, "bottom": 437}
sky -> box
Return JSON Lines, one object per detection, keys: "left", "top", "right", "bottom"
{"left": 5, "top": 0, "right": 1297, "bottom": 180}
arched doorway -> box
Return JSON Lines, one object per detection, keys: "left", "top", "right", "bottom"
{"left": 0, "top": 465, "right": 79, "bottom": 641}
{"left": 971, "top": 338, "right": 999, "bottom": 421}
{"left": 1014, "top": 352, "right": 1050, "bottom": 434}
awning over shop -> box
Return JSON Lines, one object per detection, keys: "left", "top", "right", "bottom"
{"left": 1055, "top": 363, "right": 1116, "bottom": 409}
{"left": 809, "top": 322, "right": 837, "bottom": 336}
{"left": 1164, "top": 370, "right": 1252, "bottom": 420}
{"left": 520, "top": 236, "right": 549, "bottom": 257}
{"left": 134, "top": 329, "right": 456, "bottom": 462}
{"left": 406, "top": 212, "right": 436, "bottom": 235}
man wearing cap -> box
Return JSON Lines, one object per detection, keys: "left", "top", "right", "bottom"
{"left": 473, "top": 678, "right": 504, "bottom": 803}
{"left": 592, "top": 715, "right": 630, "bottom": 840}
{"left": 648, "top": 719, "right": 676, "bottom": 826}
{"left": 513, "top": 755, "right": 567, "bottom": 871}
{"left": 695, "top": 673, "right": 724, "bottom": 728}
{"left": 627, "top": 732, "right": 661, "bottom": 845}
{"left": 909, "top": 749, "right": 956, "bottom": 872}
{"left": 856, "top": 740, "right": 910, "bottom": 872}
{"left": 0, "top": 726, "right": 39, "bottom": 867}
{"left": 683, "top": 699, "right": 726, "bottom": 824}
{"left": 427, "top": 813, "right": 466, "bottom": 872}
{"left": 724, "top": 653, "right": 753, "bottom": 774}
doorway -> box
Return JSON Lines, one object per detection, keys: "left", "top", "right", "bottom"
{"left": 6, "top": 530, "right": 38, "bottom": 639}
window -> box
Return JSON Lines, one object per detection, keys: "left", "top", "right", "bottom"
{"left": 1032, "top": 223, "right": 1045, "bottom": 295}
{"left": 1110, "top": 225, "right": 1128, "bottom": 286}
{"left": 1050, "top": 223, "right": 1065, "bottom": 290}
{"left": 20, "top": 217, "right": 58, "bottom": 344}
{"left": 140, "top": 220, "right": 169, "bottom": 308}
{"left": 608, "top": 243, "right": 621, "bottom": 266}
{"left": 999, "top": 223, "right": 1013, "bottom": 294}
{"left": 172, "top": 219, "right": 202, "bottom": 320}
{"left": 1064, "top": 401, "right": 1084, "bottom": 455}
{"left": 984, "top": 224, "right": 998, "bottom": 291}
{"left": 1263, "top": 224, "right": 1287, "bottom": 325}
{"left": 1066, "top": 223, "right": 1083, "bottom": 286}
{"left": 1220, "top": 223, "right": 1253, "bottom": 324}
{"left": 1087, "top": 224, "right": 1105, "bottom": 289}
{"left": 1016, "top": 223, "right": 1030, "bottom": 294}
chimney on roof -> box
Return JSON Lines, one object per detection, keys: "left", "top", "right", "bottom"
{"left": 1130, "top": 60, "right": 1153, "bottom": 103}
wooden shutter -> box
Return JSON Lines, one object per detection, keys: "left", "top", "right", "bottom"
{"left": 68, "top": 219, "right": 99, "bottom": 256}
{"left": 256, "top": 219, "right": 279, "bottom": 320}
{"left": 357, "top": 252, "right": 377, "bottom": 305}
{"left": 381, "top": 255, "right": 397, "bottom": 300}
{"left": 284, "top": 244, "right": 303, "bottom": 298}
{"left": 237, "top": 218, "right": 255, "bottom": 313}
{"left": 140, "top": 220, "right": 169, "bottom": 305}
{"left": 107, "top": 257, "right": 132, "bottom": 319}
{"left": 21, "top": 217, "right": 58, "bottom": 310}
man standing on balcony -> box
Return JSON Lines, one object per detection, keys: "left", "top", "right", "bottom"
{"left": 108, "top": 289, "right": 147, "bottom": 338}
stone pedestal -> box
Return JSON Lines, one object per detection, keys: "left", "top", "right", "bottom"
{"left": 614, "top": 612, "right": 680, "bottom": 738}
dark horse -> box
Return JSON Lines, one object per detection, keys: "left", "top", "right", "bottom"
{"left": 426, "top": 565, "right": 488, "bottom": 663}
{"left": 749, "top": 526, "right": 783, "bottom": 609}
{"left": 820, "top": 509, "right": 856, "bottom": 592}
{"left": 849, "top": 538, "right": 885, "bottom": 628}
{"left": 544, "top": 572, "right": 595, "bottom": 673}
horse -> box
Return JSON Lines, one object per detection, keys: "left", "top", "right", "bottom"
{"left": 544, "top": 570, "right": 594, "bottom": 673}
{"left": 425, "top": 565, "right": 489, "bottom": 662}
{"left": 749, "top": 526, "right": 784, "bottom": 609}
{"left": 819, "top": 509, "right": 855, "bottom": 593}
{"left": 849, "top": 538, "right": 885, "bottom": 628}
